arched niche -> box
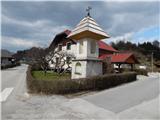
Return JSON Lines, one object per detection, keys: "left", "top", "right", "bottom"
{"left": 75, "top": 62, "right": 82, "bottom": 75}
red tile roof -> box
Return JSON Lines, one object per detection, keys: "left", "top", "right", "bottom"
{"left": 99, "top": 53, "right": 138, "bottom": 63}
{"left": 98, "top": 41, "right": 118, "bottom": 52}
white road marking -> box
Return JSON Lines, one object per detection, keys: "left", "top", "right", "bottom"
{"left": 0, "top": 88, "right": 14, "bottom": 102}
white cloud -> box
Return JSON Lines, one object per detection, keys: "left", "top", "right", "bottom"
{"left": 2, "top": 14, "right": 71, "bottom": 48}
{"left": 1, "top": 36, "right": 40, "bottom": 48}
{"left": 2, "top": 14, "right": 52, "bottom": 28}
{"left": 105, "top": 32, "right": 133, "bottom": 44}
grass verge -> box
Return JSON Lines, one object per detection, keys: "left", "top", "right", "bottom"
{"left": 32, "top": 71, "right": 71, "bottom": 81}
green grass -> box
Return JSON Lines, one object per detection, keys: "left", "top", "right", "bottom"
{"left": 32, "top": 71, "right": 71, "bottom": 81}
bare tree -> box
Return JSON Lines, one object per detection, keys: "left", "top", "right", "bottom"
{"left": 34, "top": 46, "right": 75, "bottom": 75}
{"left": 48, "top": 51, "right": 75, "bottom": 75}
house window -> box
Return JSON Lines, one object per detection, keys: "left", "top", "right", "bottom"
{"left": 56, "top": 57, "right": 59, "bottom": 64}
{"left": 66, "top": 57, "right": 71, "bottom": 64}
{"left": 79, "top": 41, "right": 83, "bottom": 54}
{"left": 58, "top": 44, "right": 62, "bottom": 51}
{"left": 75, "top": 62, "right": 82, "bottom": 75}
{"left": 66, "top": 42, "right": 71, "bottom": 50}
{"left": 90, "top": 40, "right": 96, "bottom": 54}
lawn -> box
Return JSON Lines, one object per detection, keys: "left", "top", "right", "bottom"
{"left": 32, "top": 70, "right": 71, "bottom": 81}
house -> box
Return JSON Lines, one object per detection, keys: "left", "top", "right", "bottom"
{"left": 1, "top": 49, "right": 15, "bottom": 67}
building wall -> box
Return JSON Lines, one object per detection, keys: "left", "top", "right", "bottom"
{"left": 1, "top": 58, "right": 12, "bottom": 66}
{"left": 76, "top": 38, "right": 99, "bottom": 59}
{"left": 86, "top": 60, "right": 102, "bottom": 77}
{"left": 71, "top": 60, "right": 102, "bottom": 79}
{"left": 71, "top": 61, "right": 87, "bottom": 79}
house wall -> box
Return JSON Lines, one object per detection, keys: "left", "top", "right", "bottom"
{"left": 1, "top": 58, "right": 12, "bottom": 66}
{"left": 49, "top": 42, "right": 77, "bottom": 69}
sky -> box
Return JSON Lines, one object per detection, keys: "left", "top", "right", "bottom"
{"left": 1, "top": 1, "right": 160, "bottom": 52}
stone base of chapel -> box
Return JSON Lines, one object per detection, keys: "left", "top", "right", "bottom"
{"left": 71, "top": 59, "right": 102, "bottom": 79}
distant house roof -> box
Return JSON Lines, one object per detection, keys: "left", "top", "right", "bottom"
{"left": 99, "top": 53, "right": 139, "bottom": 64}
{"left": 49, "top": 29, "right": 73, "bottom": 50}
{"left": 98, "top": 41, "right": 118, "bottom": 52}
{"left": 1, "top": 49, "right": 13, "bottom": 58}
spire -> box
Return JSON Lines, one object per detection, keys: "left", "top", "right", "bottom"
{"left": 86, "top": 6, "right": 92, "bottom": 17}
{"left": 67, "top": 7, "right": 110, "bottom": 40}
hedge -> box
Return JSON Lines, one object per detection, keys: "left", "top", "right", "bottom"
{"left": 27, "top": 66, "right": 137, "bottom": 94}
{"left": 134, "top": 69, "right": 148, "bottom": 76}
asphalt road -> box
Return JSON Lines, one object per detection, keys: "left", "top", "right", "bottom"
{"left": 1, "top": 64, "right": 28, "bottom": 118}
{"left": 83, "top": 74, "right": 160, "bottom": 113}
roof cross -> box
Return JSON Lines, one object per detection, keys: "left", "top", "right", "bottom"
{"left": 86, "top": 6, "right": 92, "bottom": 16}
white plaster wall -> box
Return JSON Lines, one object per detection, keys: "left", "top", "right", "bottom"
{"left": 71, "top": 60, "right": 102, "bottom": 79}
{"left": 76, "top": 39, "right": 88, "bottom": 59}
{"left": 86, "top": 61, "right": 102, "bottom": 77}
{"left": 86, "top": 39, "right": 99, "bottom": 59}
{"left": 76, "top": 38, "right": 99, "bottom": 59}
{"left": 1, "top": 58, "right": 12, "bottom": 66}
{"left": 71, "top": 61, "right": 87, "bottom": 79}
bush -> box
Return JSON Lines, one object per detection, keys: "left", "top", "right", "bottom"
{"left": 27, "top": 66, "right": 137, "bottom": 94}
{"left": 134, "top": 69, "right": 148, "bottom": 76}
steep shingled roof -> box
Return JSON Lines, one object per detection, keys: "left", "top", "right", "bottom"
{"left": 68, "top": 16, "right": 110, "bottom": 40}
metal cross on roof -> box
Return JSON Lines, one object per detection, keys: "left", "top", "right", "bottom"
{"left": 86, "top": 6, "right": 92, "bottom": 16}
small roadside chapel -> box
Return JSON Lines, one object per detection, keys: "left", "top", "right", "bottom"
{"left": 67, "top": 7, "right": 110, "bottom": 79}
{"left": 48, "top": 7, "right": 138, "bottom": 79}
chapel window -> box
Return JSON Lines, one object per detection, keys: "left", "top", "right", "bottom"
{"left": 90, "top": 40, "right": 96, "bottom": 54}
{"left": 79, "top": 41, "right": 83, "bottom": 54}
{"left": 75, "top": 62, "right": 82, "bottom": 75}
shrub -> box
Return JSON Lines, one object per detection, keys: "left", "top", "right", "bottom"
{"left": 134, "top": 69, "right": 148, "bottom": 76}
{"left": 26, "top": 65, "right": 137, "bottom": 94}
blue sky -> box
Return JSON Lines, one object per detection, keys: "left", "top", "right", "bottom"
{"left": 132, "top": 26, "right": 160, "bottom": 43}
{"left": 1, "top": 1, "right": 159, "bottom": 52}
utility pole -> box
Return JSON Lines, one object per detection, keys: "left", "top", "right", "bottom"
{"left": 151, "top": 52, "right": 154, "bottom": 72}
